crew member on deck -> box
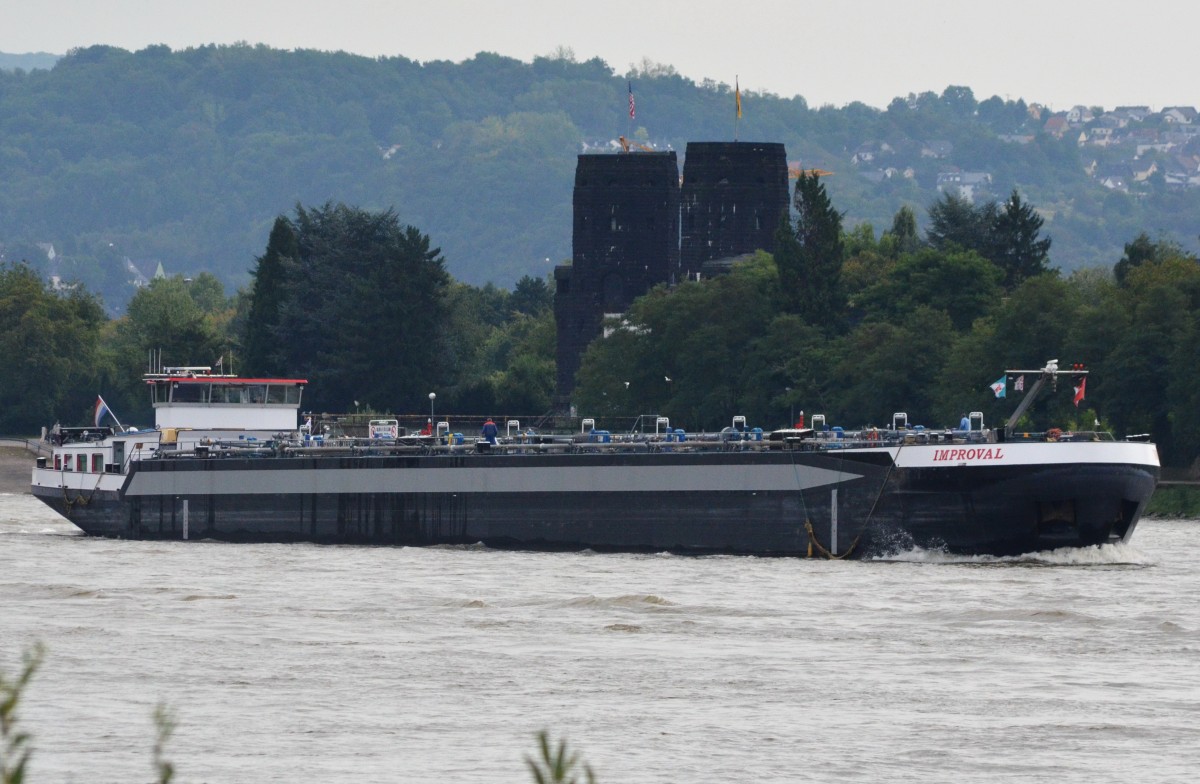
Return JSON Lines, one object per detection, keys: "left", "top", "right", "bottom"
{"left": 420, "top": 418, "right": 433, "bottom": 436}
{"left": 481, "top": 418, "right": 499, "bottom": 445}
{"left": 794, "top": 410, "right": 805, "bottom": 429}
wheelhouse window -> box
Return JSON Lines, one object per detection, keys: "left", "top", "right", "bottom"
{"left": 208, "top": 384, "right": 236, "bottom": 403}
{"left": 153, "top": 380, "right": 302, "bottom": 405}
{"left": 171, "top": 382, "right": 207, "bottom": 403}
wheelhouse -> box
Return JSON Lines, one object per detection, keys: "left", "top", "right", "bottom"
{"left": 147, "top": 366, "right": 307, "bottom": 430}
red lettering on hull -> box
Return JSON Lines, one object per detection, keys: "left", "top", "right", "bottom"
{"left": 932, "top": 447, "right": 1005, "bottom": 462}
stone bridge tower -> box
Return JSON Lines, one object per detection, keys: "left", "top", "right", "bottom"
{"left": 554, "top": 151, "right": 680, "bottom": 407}
{"left": 680, "top": 141, "right": 789, "bottom": 275}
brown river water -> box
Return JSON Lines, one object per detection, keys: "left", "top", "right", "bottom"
{"left": 2, "top": 491, "right": 1198, "bottom": 783}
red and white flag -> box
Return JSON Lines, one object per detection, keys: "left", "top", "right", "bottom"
{"left": 628, "top": 82, "right": 635, "bottom": 119}
{"left": 1073, "top": 377, "right": 1086, "bottom": 407}
{"left": 1014, "top": 374, "right": 1025, "bottom": 392}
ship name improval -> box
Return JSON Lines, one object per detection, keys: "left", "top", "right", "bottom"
{"left": 932, "top": 447, "right": 1005, "bottom": 462}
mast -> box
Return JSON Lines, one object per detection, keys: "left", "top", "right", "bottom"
{"left": 1003, "top": 359, "right": 1088, "bottom": 435}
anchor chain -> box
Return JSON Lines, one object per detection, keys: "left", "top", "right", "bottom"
{"left": 804, "top": 520, "right": 860, "bottom": 560}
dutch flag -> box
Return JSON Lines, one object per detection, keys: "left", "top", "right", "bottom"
{"left": 94, "top": 396, "right": 112, "bottom": 428}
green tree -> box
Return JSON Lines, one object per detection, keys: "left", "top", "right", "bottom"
{"left": 439, "top": 281, "right": 513, "bottom": 411}
{"left": 883, "top": 204, "right": 921, "bottom": 256}
{"left": 742, "top": 313, "right": 829, "bottom": 428}
{"left": 926, "top": 192, "right": 994, "bottom": 254}
{"left": 927, "top": 190, "right": 1052, "bottom": 292}
{"left": 108, "top": 276, "right": 228, "bottom": 420}
{"left": 777, "top": 172, "right": 844, "bottom": 330}
{"left": 1113, "top": 232, "right": 1195, "bottom": 286}
{"left": 575, "top": 253, "right": 781, "bottom": 429}
{"left": 1103, "top": 256, "right": 1200, "bottom": 461}
{"left": 856, "top": 248, "right": 1002, "bottom": 331}
{"left": 490, "top": 310, "right": 557, "bottom": 414}
{"left": 511, "top": 274, "right": 553, "bottom": 316}
{"left": 829, "top": 307, "right": 955, "bottom": 427}
{"left": 0, "top": 263, "right": 107, "bottom": 432}
{"left": 938, "top": 275, "right": 1081, "bottom": 432}
{"left": 991, "top": 189, "right": 1052, "bottom": 289}
{"left": 940, "top": 85, "right": 977, "bottom": 117}
{"left": 242, "top": 216, "right": 297, "bottom": 376}
{"left": 269, "top": 203, "right": 452, "bottom": 412}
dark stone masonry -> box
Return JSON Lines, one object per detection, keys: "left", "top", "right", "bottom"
{"left": 680, "top": 142, "right": 789, "bottom": 274}
{"left": 555, "top": 141, "right": 789, "bottom": 407}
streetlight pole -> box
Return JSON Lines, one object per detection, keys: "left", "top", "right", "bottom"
{"left": 786, "top": 387, "right": 793, "bottom": 426}
{"left": 428, "top": 392, "right": 436, "bottom": 425}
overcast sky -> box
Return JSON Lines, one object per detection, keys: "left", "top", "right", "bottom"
{"left": 4, "top": 0, "right": 1195, "bottom": 111}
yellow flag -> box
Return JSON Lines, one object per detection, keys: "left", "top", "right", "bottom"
{"left": 736, "top": 77, "right": 742, "bottom": 118}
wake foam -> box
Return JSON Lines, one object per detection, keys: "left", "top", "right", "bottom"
{"left": 869, "top": 540, "right": 1155, "bottom": 567}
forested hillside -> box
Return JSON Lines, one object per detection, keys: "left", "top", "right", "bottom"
{"left": 2, "top": 44, "right": 1198, "bottom": 312}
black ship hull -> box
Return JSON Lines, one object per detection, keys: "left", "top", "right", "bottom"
{"left": 32, "top": 445, "right": 1159, "bottom": 558}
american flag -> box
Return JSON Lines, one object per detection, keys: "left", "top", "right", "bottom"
{"left": 1014, "top": 374, "right": 1024, "bottom": 392}
{"left": 628, "top": 82, "right": 635, "bottom": 119}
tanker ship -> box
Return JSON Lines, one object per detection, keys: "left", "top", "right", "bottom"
{"left": 31, "top": 360, "right": 1159, "bottom": 558}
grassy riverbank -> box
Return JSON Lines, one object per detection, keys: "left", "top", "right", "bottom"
{"left": 1146, "top": 485, "right": 1200, "bottom": 518}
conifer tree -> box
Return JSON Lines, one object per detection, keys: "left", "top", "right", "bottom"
{"left": 776, "top": 172, "right": 844, "bottom": 331}
{"left": 242, "top": 216, "right": 298, "bottom": 376}
{"left": 927, "top": 190, "right": 1051, "bottom": 292}
{"left": 926, "top": 192, "right": 991, "bottom": 252}
{"left": 885, "top": 205, "right": 922, "bottom": 255}
{"left": 991, "top": 189, "right": 1052, "bottom": 289}
{"left": 1115, "top": 233, "right": 1158, "bottom": 286}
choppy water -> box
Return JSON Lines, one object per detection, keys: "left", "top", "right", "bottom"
{"left": 2, "top": 492, "right": 1198, "bottom": 784}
